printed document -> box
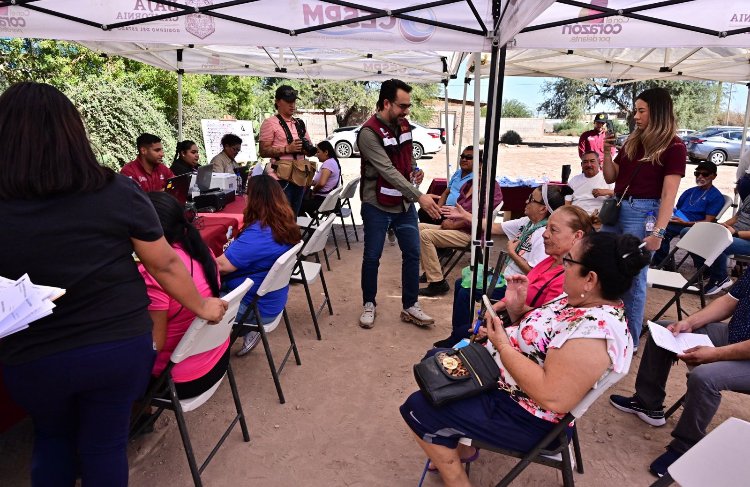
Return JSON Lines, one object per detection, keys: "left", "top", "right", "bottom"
{"left": 647, "top": 321, "right": 714, "bottom": 355}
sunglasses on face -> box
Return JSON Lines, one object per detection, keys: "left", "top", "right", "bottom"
{"left": 694, "top": 171, "right": 712, "bottom": 177}
{"left": 526, "top": 194, "right": 545, "bottom": 205}
{"left": 460, "top": 154, "right": 473, "bottom": 160}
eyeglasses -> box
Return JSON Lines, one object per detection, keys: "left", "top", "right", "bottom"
{"left": 394, "top": 102, "right": 412, "bottom": 110}
{"left": 694, "top": 171, "right": 712, "bottom": 177}
{"left": 526, "top": 194, "right": 545, "bottom": 205}
{"left": 562, "top": 254, "right": 586, "bottom": 267}
{"left": 460, "top": 154, "right": 473, "bottom": 160}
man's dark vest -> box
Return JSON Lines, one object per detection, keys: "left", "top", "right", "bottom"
{"left": 359, "top": 115, "right": 413, "bottom": 207}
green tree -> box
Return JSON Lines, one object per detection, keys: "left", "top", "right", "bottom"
{"left": 501, "top": 98, "right": 533, "bottom": 118}
{"left": 64, "top": 76, "right": 176, "bottom": 171}
{"left": 539, "top": 78, "right": 719, "bottom": 130}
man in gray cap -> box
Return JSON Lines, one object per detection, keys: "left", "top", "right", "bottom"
{"left": 259, "top": 84, "right": 316, "bottom": 214}
{"left": 578, "top": 112, "right": 615, "bottom": 164}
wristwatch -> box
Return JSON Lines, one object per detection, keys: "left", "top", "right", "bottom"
{"left": 650, "top": 227, "right": 666, "bottom": 239}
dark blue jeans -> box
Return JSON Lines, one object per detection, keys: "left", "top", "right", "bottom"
{"left": 449, "top": 278, "right": 506, "bottom": 343}
{"left": 652, "top": 222, "right": 685, "bottom": 266}
{"left": 3, "top": 333, "right": 155, "bottom": 487}
{"left": 361, "top": 202, "right": 420, "bottom": 308}
{"left": 280, "top": 180, "right": 305, "bottom": 216}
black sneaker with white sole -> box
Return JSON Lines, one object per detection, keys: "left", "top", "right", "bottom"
{"left": 704, "top": 276, "right": 732, "bottom": 296}
{"left": 609, "top": 394, "right": 666, "bottom": 427}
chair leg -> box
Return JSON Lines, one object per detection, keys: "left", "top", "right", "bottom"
{"left": 330, "top": 222, "right": 341, "bottom": 260}
{"left": 227, "top": 362, "right": 251, "bottom": 442}
{"left": 443, "top": 250, "right": 467, "bottom": 277}
{"left": 282, "top": 308, "right": 302, "bottom": 365}
{"left": 254, "top": 305, "right": 286, "bottom": 404}
{"left": 350, "top": 208, "right": 359, "bottom": 242}
{"left": 319, "top": 262, "right": 334, "bottom": 316}
{"left": 649, "top": 472, "right": 675, "bottom": 486}
{"left": 168, "top": 380, "right": 203, "bottom": 487}
{"left": 664, "top": 393, "right": 686, "bottom": 420}
{"left": 339, "top": 213, "right": 351, "bottom": 250}
{"left": 299, "top": 265, "right": 322, "bottom": 340}
{"left": 572, "top": 424, "right": 584, "bottom": 474}
{"left": 560, "top": 431, "right": 576, "bottom": 487}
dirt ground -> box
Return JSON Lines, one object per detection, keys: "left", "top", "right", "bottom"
{"left": 2, "top": 138, "right": 749, "bottom": 487}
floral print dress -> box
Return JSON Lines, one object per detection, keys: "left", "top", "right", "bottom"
{"left": 485, "top": 295, "right": 633, "bottom": 423}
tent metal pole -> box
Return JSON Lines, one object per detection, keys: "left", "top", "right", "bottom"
{"left": 468, "top": 52, "right": 482, "bottom": 282}
{"left": 734, "top": 83, "right": 750, "bottom": 216}
{"left": 177, "top": 49, "right": 184, "bottom": 141}
{"left": 457, "top": 76, "right": 469, "bottom": 159}
{"left": 444, "top": 83, "right": 451, "bottom": 179}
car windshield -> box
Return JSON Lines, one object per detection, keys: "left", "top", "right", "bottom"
{"left": 694, "top": 128, "right": 723, "bottom": 137}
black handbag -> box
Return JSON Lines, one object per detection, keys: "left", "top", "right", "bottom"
{"left": 413, "top": 343, "right": 499, "bottom": 407}
{"left": 598, "top": 163, "right": 644, "bottom": 226}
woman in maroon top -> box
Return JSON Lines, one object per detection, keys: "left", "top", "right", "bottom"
{"left": 602, "top": 87, "right": 687, "bottom": 347}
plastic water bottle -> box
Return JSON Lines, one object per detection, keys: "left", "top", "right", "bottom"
{"left": 411, "top": 167, "right": 420, "bottom": 188}
{"left": 645, "top": 211, "right": 656, "bottom": 233}
{"left": 235, "top": 170, "right": 243, "bottom": 195}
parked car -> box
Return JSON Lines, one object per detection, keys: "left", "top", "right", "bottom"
{"left": 326, "top": 121, "right": 442, "bottom": 160}
{"left": 615, "top": 133, "right": 630, "bottom": 148}
{"left": 432, "top": 127, "right": 447, "bottom": 144}
{"left": 685, "top": 127, "right": 750, "bottom": 165}
{"left": 677, "top": 128, "right": 696, "bottom": 140}
{"left": 332, "top": 125, "right": 358, "bottom": 133}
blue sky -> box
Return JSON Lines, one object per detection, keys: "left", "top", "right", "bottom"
{"left": 444, "top": 75, "right": 749, "bottom": 120}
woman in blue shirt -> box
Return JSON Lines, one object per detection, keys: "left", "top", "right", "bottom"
{"left": 217, "top": 175, "right": 301, "bottom": 356}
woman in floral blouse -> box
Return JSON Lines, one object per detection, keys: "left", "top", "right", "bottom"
{"left": 400, "top": 232, "right": 650, "bottom": 485}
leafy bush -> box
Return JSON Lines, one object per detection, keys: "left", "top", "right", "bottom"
{"left": 64, "top": 77, "right": 176, "bottom": 171}
{"left": 500, "top": 130, "right": 523, "bottom": 145}
{"left": 552, "top": 120, "right": 590, "bottom": 136}
{"left": 501, "top": 99, "right": 533, "bottom": 118}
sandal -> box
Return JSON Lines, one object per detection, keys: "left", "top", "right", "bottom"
{"left": 426, "top": 448, "right": 480, "bottom": 473}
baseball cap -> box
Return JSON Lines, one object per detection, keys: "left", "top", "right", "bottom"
{"left": 594, "top": 112, "right": 608, "bottom": 123}
{"left": 275, "top": 85, "right": 298, "bottom": 102}
{"left": 695, "top": 161, "right": 717, "bottom": 175}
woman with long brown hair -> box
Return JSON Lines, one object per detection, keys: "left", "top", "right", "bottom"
{"left": 0, "top": 82, "right": 226, "bottom": 486}
{"left": 602, "top": 87, "right": 686, "bottom": 349}
{"left": 217, "top": 174, "right": 301, "bottom": 356}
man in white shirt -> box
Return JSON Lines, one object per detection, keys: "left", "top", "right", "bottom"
{"left": 566, "top": 151, "right": 614, "bottom": 214}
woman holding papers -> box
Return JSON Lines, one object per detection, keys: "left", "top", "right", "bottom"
{"left": 401, "top": 233, "right": 649, "bottom": 483}
{"left": 601, "top": 87, "right": 686, "bottom": 349}
{"left": 0, "top": 82, "right": 227, "bottom": 487}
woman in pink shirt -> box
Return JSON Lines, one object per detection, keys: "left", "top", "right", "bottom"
{"left": 139, "top": 192, "right": 229, "bottom": 398}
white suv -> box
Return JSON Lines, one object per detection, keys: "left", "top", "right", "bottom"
{"left": 326, "top": 121, "right": 442, "bottom": 160}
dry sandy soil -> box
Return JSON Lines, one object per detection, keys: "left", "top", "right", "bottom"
{"left": 2, "top": 138, "right": 749, "bottom": 486}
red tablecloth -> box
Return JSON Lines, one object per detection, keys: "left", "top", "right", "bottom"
{"left": 427, "top": 178, "right": 447, "bottom": 196}
{"left": 197, "top": 216, "right": 236, "bottom": 256}
{"left": 198, "top": 195, "right": 246, "bottom": 229}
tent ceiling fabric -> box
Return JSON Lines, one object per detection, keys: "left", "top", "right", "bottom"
{"left": 0, "top": 0, "right": 554, "bottom": 82}
{"left": 505, "top": 0, "right": 750, "bottom": 83}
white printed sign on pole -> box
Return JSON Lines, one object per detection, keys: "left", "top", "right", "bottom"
{"left": 200, "top": 119, "right": 257, "bottom": 163}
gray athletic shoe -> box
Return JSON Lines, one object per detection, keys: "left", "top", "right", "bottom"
{"left": 401, "top": 302, "right": 435, "bottom": 327}
{"left": 360, "top": 302, "right": 376, "bottom": 329}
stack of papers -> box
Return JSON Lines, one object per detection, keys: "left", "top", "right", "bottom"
{"left": 647, "top": 320, "right": 715, "bottom": 354}
{"left": 0, "top": 274, "right": 65, "bottom": 339}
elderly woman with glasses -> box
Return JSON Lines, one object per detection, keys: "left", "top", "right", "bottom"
{"left": 433, "top": 184, "right": 572, "bottom": 348}
{"left": 401, "top": 232, "right": 650, "bottom": 485}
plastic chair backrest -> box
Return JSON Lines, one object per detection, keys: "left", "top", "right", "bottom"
{"left": 716, "top": 193, "right": 733, "bottom": 220}
{"left": 340, "top": 177, "right": 361, "bottom": 200}
{"left": 301, "top": 214, "right": 336, "bottom": 257}
{"left": 170, "top": 278, "right": 253, "bottom": 364}
{"left": 256, "top": 241, "right": 305, "bottom": 296}
{"left": 318, "top": 186, "right": 343, "bottom": 213}
{"left": 668, "top": 417, "right": 750, "bottom": 486}
{"left": 570, "top": 332, "right": 631, "bottom": 418}
{"left": 492, "top": 201, "right": 504, "bottom": 222}
{"left": 675, "top": 221, "right": 733, "bottom": 266}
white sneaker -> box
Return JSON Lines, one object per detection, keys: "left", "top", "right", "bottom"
{"left": 401, "top": 302, "right": 435, "bottom": 327}
{"left": 360, "top": 302, "right": 376, "bottom": 329}
{"left": 236, "top": 331, "right": 261, "bottom": 357}
{"left": 387, "top": 229, "right": 397, "bottom": 246}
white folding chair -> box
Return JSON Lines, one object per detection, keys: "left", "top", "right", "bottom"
{"left": 291, "top": 214, "right": 336, "bottom": 340}
{"left": 648, "top": 222, "right": 733, "bottom": 321}
{"left": 457, "top": 367, "right": 630, "bottom": 487}
{"left": 132, "top": 278, "right": 253, "bottom": 487}
{"left": 440, "top": 202, "right": 504, "bottom": 276}
{"left": 716, "top": 193, "right": 734, "bottom": 220}
{"left": 650, "top": 417, "right": 750, "bottom": 487}
{"left": 234, "top": 241, "right": 304, "bottom": 404}
{"left": 336, "top": 176, "right": 361, "bottom": 249}
{"left": 297, "top": 186, "right": 344, "bottom": 269}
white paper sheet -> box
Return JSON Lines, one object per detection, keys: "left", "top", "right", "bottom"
{"left": 0, "top": 274, "right": 64, "bottom": 339}
{"left": 647, "top": 321, "right": 715, "bottom": 355}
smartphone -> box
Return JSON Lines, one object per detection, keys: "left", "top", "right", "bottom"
{"left": 605, "top": 119, "right": 615, "bottom": 136}
{"left": 482, "top": 295, "right": 498, "bottom": 323}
